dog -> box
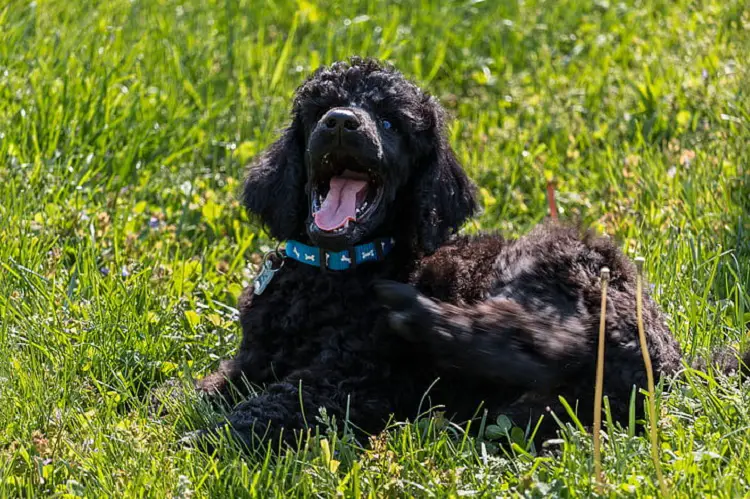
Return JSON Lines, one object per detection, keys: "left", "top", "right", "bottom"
{"left": 185, "top": 57, "right": 739, "bottom": 451}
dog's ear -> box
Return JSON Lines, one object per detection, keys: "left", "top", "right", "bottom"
{"left": 242, "top": 115, "right": 307, "bottom": 241}
{"left": 412, "top": 102, "right": 478, "bottom": 254}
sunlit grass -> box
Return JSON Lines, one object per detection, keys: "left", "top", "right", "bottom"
{"left": 0, "top": 0, "right": 748, "bottom": 496}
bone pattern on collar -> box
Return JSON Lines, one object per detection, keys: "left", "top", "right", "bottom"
{"left": 284, "top": 238, "right": 395, "bottom": 271}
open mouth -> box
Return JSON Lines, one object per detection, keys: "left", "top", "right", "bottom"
{"left": 311, "top": 154, "right": 383, "bottom": 234}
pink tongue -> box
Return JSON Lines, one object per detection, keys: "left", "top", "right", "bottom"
{"left": 314, "top": 176, "right": 368, "bottom": 231}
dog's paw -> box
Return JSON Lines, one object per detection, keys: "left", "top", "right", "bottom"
{"left": 373, "top": 280, "right": 436, "bottom": 341}
{"left": 180, "top": 423, "right": 256, "bottom": 455}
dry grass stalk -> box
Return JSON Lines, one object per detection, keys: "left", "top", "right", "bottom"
{"left": 593, "top": 266, "right": 610, "bottom": 489}
{"left": 635, "top": 256, "right": 669, "bottom": 498}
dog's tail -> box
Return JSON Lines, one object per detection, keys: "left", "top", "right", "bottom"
{"left": 691, "top": 346, "right": 750, "bottom": 376}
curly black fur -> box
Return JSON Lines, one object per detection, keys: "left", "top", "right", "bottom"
{"left": 188, "top": 58, "right": 747, "bottom": 451}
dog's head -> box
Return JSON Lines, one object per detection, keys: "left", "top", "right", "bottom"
{"left": 243, "top": 57, "right": 477, "bottom": 254}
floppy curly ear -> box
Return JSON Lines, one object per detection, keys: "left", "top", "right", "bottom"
{"left": 413, "top": 106, "right": 478, "bottom": 254}
{"left": 242, "top": 116, "right": 307, "bottom": 241}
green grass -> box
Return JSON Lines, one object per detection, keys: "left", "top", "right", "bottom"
{"left": 1, "top": 0, "right": 749, "bottom": 496}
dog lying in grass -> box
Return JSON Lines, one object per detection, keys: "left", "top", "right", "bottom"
{"left": 184, "top": 57, "right": 746, "bottom": 451}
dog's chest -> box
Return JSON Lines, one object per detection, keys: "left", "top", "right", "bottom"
{"left": 243, "top": 266, "right": 388, "bottom": 354}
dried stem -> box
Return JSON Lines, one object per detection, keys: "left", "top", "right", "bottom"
{"left": 635, "top": 256, "right": 669, "bottom": 498}
{"left": 593, "top": 267, "right": 609, "bottom": 489}
{"left": 546, "top": 180, "right": 558, "bottom": 221}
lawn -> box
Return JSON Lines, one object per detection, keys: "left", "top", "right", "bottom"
{"left": 1, "top": 0, "right": 749, "bottom": 496}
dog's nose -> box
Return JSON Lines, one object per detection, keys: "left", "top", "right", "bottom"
{"left": 323, "top": 108, "right": 360, "bottom": 131}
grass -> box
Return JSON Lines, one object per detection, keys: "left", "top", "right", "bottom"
{"left": 0, "top": 0, "right": 748, "bottom": 496}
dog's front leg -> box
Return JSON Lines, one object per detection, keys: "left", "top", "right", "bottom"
{"left": 186, "top": 365, "right": 388, "bottom": 452}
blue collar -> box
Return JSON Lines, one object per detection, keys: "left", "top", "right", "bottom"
{"left": 285, "top": 237, "right": 395, "bottom": 271}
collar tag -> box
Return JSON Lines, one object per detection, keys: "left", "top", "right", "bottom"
{"left": 252, "top": 251, "right": 285, "bottom": 295}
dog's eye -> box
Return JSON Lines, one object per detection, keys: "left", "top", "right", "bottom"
{"left": 381, "top": 119, "right": 393, "bottom": 130}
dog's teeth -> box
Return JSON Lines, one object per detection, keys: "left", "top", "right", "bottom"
{"left": 356, "top": 201, "right": 369, "bottom": 216}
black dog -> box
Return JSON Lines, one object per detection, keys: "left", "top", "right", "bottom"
{"left": 188, "top": 57, "right": 699, "bottom": 450}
